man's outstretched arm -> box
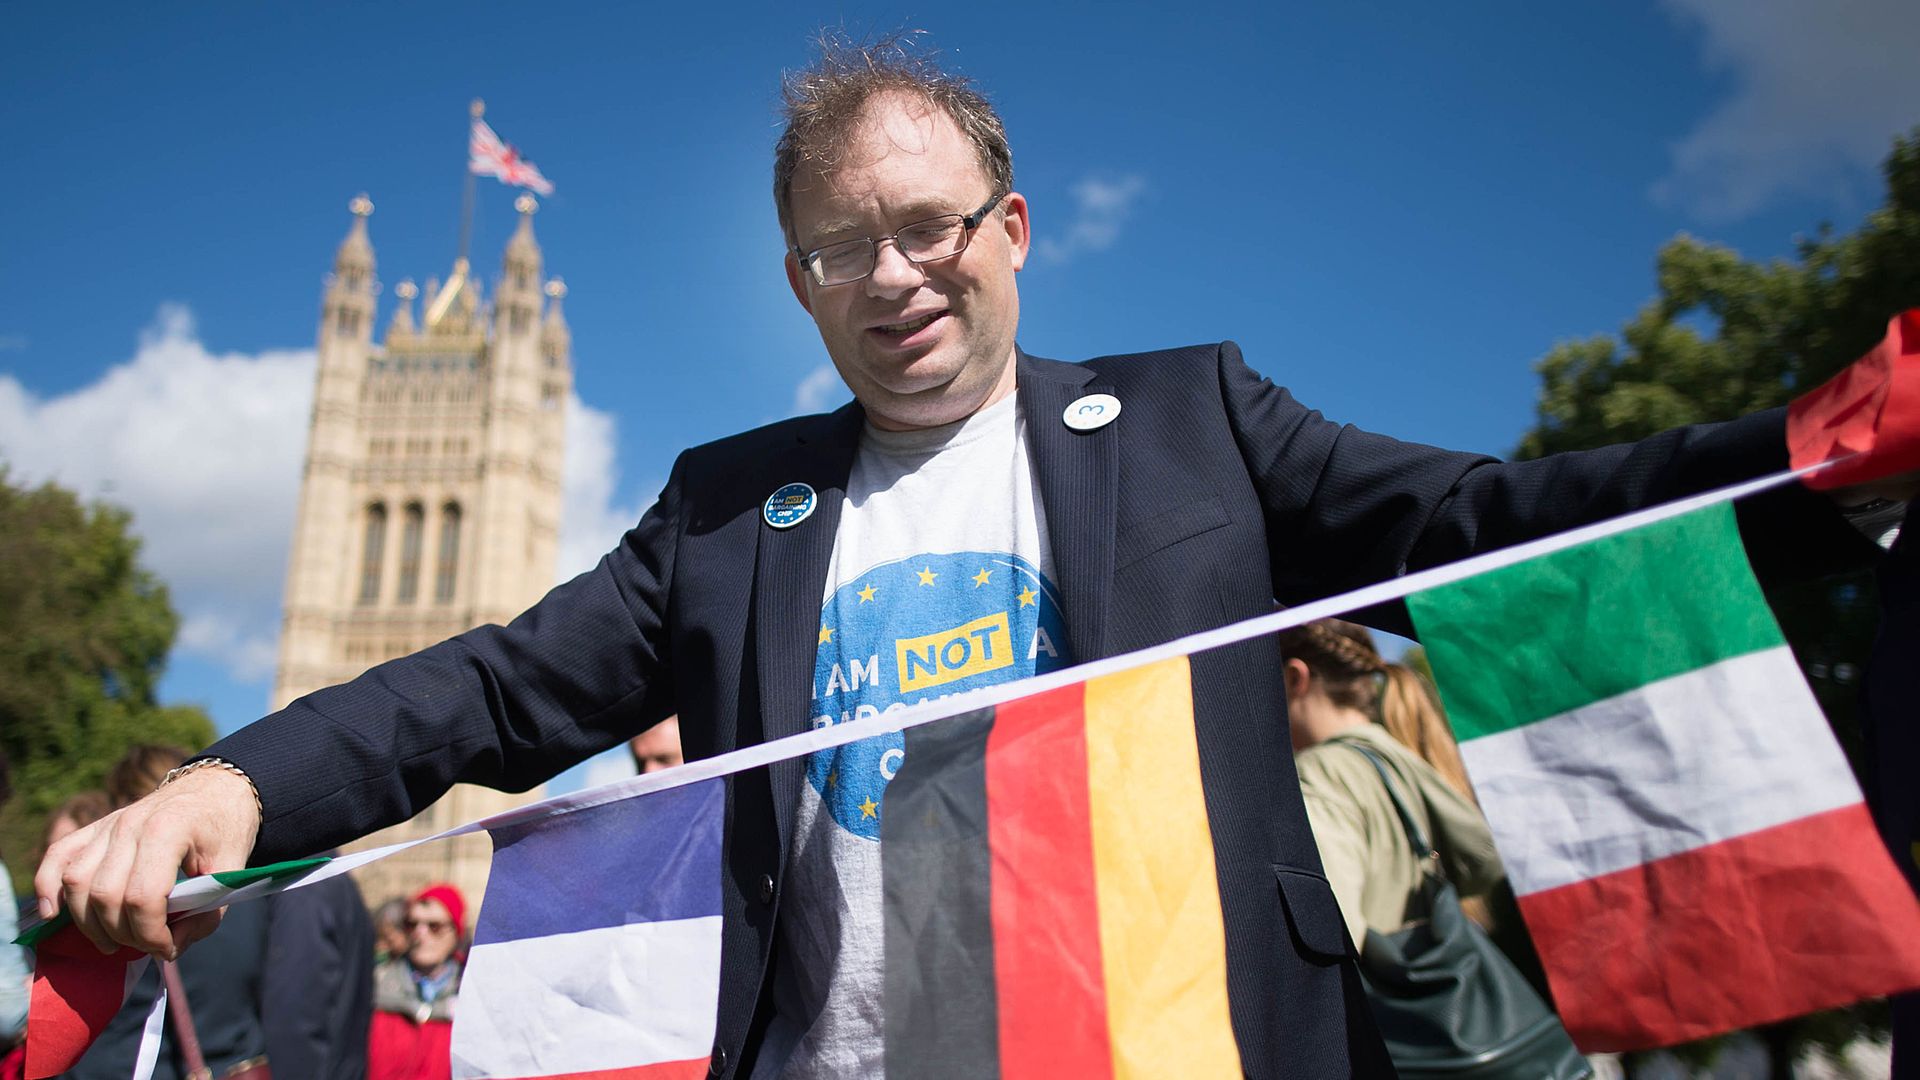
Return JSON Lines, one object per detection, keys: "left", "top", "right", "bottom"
{"left": 38, "top": 455, "right": 689, "bottom": 958}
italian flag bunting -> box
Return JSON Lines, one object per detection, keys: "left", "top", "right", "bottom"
{"left": 1408, "top": 502, "right": 1920, "bottom": 1050}
{"left": 21, "top": 857, "right": 329, "bottom": 1079}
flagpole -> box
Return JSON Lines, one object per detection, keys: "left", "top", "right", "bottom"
{"left": 457, "top": 97, "right": 482, "bottom": 270}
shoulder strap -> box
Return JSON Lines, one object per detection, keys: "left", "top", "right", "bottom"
{"left": 1338, "top": 740, "right": 1435, "bottom": 860}
{"left": 159, "top": 959, "right": 212, "bottom": 1080}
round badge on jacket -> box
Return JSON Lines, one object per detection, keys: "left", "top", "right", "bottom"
{"left": 1063, "top": 393, "right": 1121, "bottom": 431}
{"left": 764, "top": 482, "right": 818, "bottom": 529}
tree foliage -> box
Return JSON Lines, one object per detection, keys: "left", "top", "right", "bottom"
{"left": 0, "top": 466, "right": 213, "bottom": 889}
{"left": 1521, "top": 129, "right": 1920, "bottom": 458}
{"left": 1517, "top": 130, "right": 1920, "bottom": 1076}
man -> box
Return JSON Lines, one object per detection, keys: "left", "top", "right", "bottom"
{"left": 39, "top": 39, "right": 1902, "bottom": 1078}
{"left": 630, "top": 715, "right": 684, "bottom": 774}
{"left": 371, "top": 898, "right": 411, "bottom": 965}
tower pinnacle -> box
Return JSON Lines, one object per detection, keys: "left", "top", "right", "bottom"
{"left": 542, "top": 277, "right": 570, "bottom": 352}
{"left": 388, "top": 279, "right": 418, "bottom": 339}
{"left": 335, "top": 193, "right": 375, "bottom": 272}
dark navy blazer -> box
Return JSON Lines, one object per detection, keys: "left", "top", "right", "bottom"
{"left": 209, "top": 343, "right": 1868, "bottom": 1077}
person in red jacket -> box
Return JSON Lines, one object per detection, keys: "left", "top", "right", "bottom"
{"left": 368, "top": 884, "right": 464, "bottom": 1080}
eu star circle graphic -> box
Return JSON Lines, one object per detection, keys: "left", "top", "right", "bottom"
{"left": 808, "top": 550, "right": 1070, "bottom": 839}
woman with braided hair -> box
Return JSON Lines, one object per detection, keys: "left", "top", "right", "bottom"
{"left": 1279, "top": 618, "right": 1503, "bottom": 953}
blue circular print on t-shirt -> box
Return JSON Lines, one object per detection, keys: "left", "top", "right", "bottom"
{"left": 808, "top": 550, "right": 1070, "bottom": 840}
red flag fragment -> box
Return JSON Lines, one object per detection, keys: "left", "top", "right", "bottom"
{"left": 1788, "top": 308, "right": 1920, "bottom": 490}
{"left": 24, "top": 928, "right": 145, "bottom": 1079}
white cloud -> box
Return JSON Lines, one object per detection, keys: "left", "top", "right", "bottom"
{"left": 1037, "top": 174, "right": 1148, "bottom": 264}
{"left": 0, "top": 305, "right": 315, "bottom": 684}
{"left": 1655, "top": 0, "right": 1920, "bottom": 220}
{"left": 178, "top": 611, "right": 282, "bottom": 683}
{"left": 792, "top": 363, "right": 847, "bottom": 415}
{"left": 558, "top": 393, "right": 649, "bottom": 580}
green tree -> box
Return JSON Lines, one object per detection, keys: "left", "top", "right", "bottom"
{"left": 1517, "top": 129, "right": 1920, "bottom": 1077}
{"left": 1521, "top": 130, "right": 1920, "bottom": 461}
{"left": 0, "top": 466, "right": 213, "bottom": 894}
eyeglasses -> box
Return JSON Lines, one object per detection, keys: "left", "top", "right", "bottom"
{"left": 407, "top": 918, "right": 453, "bottom": 933}
{"left": 793, "top": 192, "right": 1004, "bottom": 287}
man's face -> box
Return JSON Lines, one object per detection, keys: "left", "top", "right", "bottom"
{"left": 630, "top": 716, "right": 684, "bottom": 774}
{"left": 407, "top": 899, "right": 458, "bottom": 970}
{"left": 378, "top": 921, "right": 409, "bottom": 959}
{"left": 785, "top": 93, "right": 1030, "bottom": 431}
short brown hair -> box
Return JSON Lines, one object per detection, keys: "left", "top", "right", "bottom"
{"left": 774, "top": 31, "right": 1014, "bottom": 247}
{"left": 106, "top": 744, "right": 190, "bottom": 808}
{"left": 41, "top": 789, "right": 112, "bottom": 855}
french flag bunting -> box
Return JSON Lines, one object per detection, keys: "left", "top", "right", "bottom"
{"left": 450, "top": 778, "right": 724, "bottom": 1080}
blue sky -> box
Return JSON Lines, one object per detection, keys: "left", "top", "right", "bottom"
{"left": 3, "top": 1, "right": 1916, "bottom": 792}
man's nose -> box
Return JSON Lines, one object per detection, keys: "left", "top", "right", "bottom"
{"left": 865, "top": 239, "right": 925, "bottom": 298}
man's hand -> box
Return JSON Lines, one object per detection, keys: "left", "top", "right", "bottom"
{"left": 34, "top": 766, "right": 261, "bottom": 959}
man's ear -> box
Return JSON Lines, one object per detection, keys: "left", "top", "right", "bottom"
{"left": 1002, "top": 191, "right": 1031, "bottom": 272}
{"left": 785, "top": 251, "right": 814, "bottom": 315}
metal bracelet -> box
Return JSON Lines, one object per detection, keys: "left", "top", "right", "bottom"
{"left": 160, "top": 757, "right": 264, "bottom": 819}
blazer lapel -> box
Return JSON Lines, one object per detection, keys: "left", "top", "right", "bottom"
{"left": 753, "top": 401, "right": 864, "bottom": 850}
{"left": 1019, "top": 350, "right": 1119, "bottom": 665}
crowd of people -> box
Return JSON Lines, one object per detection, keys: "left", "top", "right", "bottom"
{"left": 0, "top": 745, "right": 481, "bottom": 1080}
{"left": 0, "top": 718, "right": 698, "bottom": 1079}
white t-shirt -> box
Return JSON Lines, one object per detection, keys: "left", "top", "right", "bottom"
{"left": 753, "top": 393, "right": 1072, "bottom": 1078}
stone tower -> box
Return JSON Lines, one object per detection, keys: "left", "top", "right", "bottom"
{"left": 272, "top": 193, "right": 572, "bottom": 910}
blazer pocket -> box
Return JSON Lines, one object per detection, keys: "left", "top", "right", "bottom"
{"left": 1114, "top": 495, "right": 1231, "bottom": 570}
{"left": 1273, "top": 865, "right": 1352, "bottom": 963}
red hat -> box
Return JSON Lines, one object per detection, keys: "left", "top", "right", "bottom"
{"left": 413, "top": 883, "right": 466, "bottom": 933}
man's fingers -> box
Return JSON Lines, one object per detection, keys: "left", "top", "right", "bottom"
{"left": 55, "top": 824, "right": 119, "bottom": 954}
{"left": 121, "top": 823, "right": 196, "bottom": 958}
{"left": 84, "top": 810, "right": 155, "bottom": 955}
{"left": 168, "top": 909, "right": 225, "bottom": 956}
{"left": 34, "top": 822, "right": 94, "bottom": 920}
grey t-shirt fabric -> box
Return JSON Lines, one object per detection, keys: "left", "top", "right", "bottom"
{"left": 754, "top": 393, "right": 1071, "bottom": 1078}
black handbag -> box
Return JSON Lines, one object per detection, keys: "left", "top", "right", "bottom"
{"left": 1344, "top": 744, "right": 1589, "bottom": 1080}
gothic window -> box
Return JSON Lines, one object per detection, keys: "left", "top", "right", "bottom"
{"left": 396, "top": 503, "right": 425, "bottom": 603}
{"left": 358, "top": 503, "right": 388, "bottom": 604}
{"left": 436, "top": 502, "right": 463, "bottom": 603}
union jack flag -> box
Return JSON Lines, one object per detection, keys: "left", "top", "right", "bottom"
{"left": 469, "top": 119, "right": 554, "bottom": 196}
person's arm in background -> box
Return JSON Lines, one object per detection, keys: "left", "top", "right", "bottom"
{"left": 264, "top": 869, "right": 374, "bottom": 1080}
{"left": 0, "top": 859, "right": 28, "bottom": 1043}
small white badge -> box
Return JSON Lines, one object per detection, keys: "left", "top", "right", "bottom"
{"left": 764, "top": 482, "right": 818, "bottom": 529}
{"left": 1063, "top": 393, "right": 1122, "bottom": 432}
